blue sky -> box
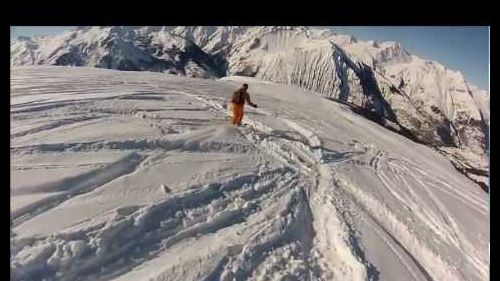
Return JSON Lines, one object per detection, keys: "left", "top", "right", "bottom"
{"left": 11, "top": 26, "right": 489, "bottom": 89}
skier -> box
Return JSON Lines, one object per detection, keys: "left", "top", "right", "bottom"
{"left": 230, "top": 83, "right": 257, "bottom": 126}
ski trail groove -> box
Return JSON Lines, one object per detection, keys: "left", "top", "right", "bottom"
{"left": 11, "top": 153, "right": 147, "bottom": 227}
{"left": 171, "top": 89, "right": 401, "bottom": 280}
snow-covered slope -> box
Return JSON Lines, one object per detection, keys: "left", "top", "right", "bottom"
{"left": 10, "top": 26, "right": 489, "bottom": 188}
{"left": 11, "top": 66, "right": 488, "bottom": 281}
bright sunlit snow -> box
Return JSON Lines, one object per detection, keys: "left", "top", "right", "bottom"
{"left": 11, "top": 66, "right": 488, "bottom": 281}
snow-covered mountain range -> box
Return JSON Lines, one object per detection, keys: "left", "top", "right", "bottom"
{"left": 10, "top": 26, "right": 489, "bottom": 189}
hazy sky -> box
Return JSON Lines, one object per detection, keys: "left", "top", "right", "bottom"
{"left": 11, "top": 26, "right": 489, "bottom": 89}
{"left": 11, "top": 26, "right": 75, "bottom": 39}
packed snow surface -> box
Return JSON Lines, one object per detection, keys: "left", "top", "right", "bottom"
{"left": 11, "top": 66, "right": 488, "bottom": 281}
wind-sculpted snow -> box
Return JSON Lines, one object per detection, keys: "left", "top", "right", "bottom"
{"left": 11, "top": 67, "right": 488, "bottom": 281}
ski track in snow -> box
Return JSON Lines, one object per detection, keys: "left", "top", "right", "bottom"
{"left": 10, "top": 66, "right": 488, "bottom": 281}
